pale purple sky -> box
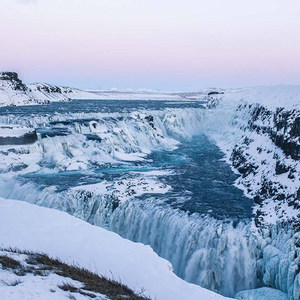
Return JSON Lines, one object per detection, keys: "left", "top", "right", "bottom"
{"left": 1, "top": 0, "right": 300, "bottom": 90}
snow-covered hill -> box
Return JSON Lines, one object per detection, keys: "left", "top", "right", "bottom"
{"left": 0, "top": 72, "right": 104, "bottom": 107}
{"left": 0, "top": 72, "right": 225, "bottom": 107}
{"left": 0, "top": 197, "right": 230, "bottom": 300}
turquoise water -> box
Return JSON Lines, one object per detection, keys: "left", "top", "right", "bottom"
{"left": 1, "top": 99, "right": 254, "bottom": 220}
{"left": 20, "top": 134, "right": 253, "bottom": 220}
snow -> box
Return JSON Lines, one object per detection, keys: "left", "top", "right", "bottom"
{"left": 132, "top": 170, "right": 174, "bottom": 176}
{"left": 0, "top": 74, "right": 104, "bottom": 107}
{"left": 28, "top": 83, "right": 105, "bottom": 101}
{"left": 86, "top": 89, "right": 187, "bottom": 101}
{"left": 0, "top": 72, "right": 221, "bottom": 107}
{"left": 72, "top": 177, "right": 171, "bottom": 204}
{"left": 0, "top": 125, "right": 34, "bottom": 138}
{"left": 1, "top": 79, "right": 300, "bottom": 299}
{"left": 0, "top": 197, "right": 230, "bottom": 300}
{"left": 0, "top": 267, "right": 107, "bottom": 300}
{"left": 217, "top": 86, "right": 300, "bottom": 110}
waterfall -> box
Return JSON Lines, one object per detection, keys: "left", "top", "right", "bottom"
{"left": 109, "top": 200, "right": 258, "bottom": 297}
{"left": 0, "top": 108, "right": 204, "bottom": 172}
{"left": 0, "top": 177, "right": 258, "bottom": 297}
{"left": 0, "top": 104, "right": 299, "bottom": 299}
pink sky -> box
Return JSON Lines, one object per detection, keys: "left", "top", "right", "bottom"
{"left": 1, "top": 0, "right": 300, "bottom": 90}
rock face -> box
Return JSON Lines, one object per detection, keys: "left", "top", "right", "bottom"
{"left": 228, "top": 103, "right": 300, "bottom": 227}
{"left": 248, "top": 105, "right": 300, "bottom": 160}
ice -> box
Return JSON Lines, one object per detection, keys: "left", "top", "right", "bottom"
{"left": 235, "top": 287, "right": 288, "bottom": 300}
{"left": 0, "top": 125, "right": 34, "bottom": 138}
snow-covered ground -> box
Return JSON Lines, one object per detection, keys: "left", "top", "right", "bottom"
{"left": 0, "top": 125, "right": 35, "bottom": 138}
{"left": 87, "top": 89, "right": 186, "bottom": 101}
{"left": 0, "top": 250, "right": 110, "bottom": 300}
{"left": 0, "top": 197, "right": 230, "bottom": 300}
{"left": 218, "top": 86, "right": 300, "bottom": 109}
{"left": 72, "top": 177, "right": 171, "bottom": 205}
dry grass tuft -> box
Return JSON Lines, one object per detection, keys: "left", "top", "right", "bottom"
{"left": 1, "top": 248, "right": 151, "bottom": 300}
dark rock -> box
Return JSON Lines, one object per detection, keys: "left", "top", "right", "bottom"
{"left": 231, "top": 146, "right": 258, "bottom": 177}
{"left": 275, "top": 161, "right": 290, "bottom": 175}
{"left": 145, "top": 115, "right": 155, "bottom": 129}
{"left": 35, "top": 84, "right": 62, "bottom": 94}
{"left": 254, "top": 195, "right": 263, "bottom": 204}
{"left": 11, "top": 163, "right": 28, "bottom": 172}
{"left": 207, "top": 91, "right": 224, "bottom": 96}
{"left": 0, "top": 131, "right": 37, "bottom": 145}
{"left": 84, "top": 134, "right": 102, "bottom": 142}
{"left": 0, "top": 72, "right": 27, "bottom": 91}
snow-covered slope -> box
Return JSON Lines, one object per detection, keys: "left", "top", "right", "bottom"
{"left": 219, "top": 86, "right": 300, "bottom": 109}
{"left": 0, "top": 72, "right": 104, "bottom": 107}
{"left": 0, "top": 197, "right": 230, "bottom": 300}
{"left": 0, "top": 249, "right": 113, "bottom": 300}
{"left": 28, "top": 83, "right": 105, "bottom": 101}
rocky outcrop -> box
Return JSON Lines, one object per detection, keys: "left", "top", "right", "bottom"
{"left": 0, "top": 72, "right": 27, "bottom": 92}
{"left": 33, "top": 83, "right": 64, "bottom": 94}
{"left": 245, "top": 104, "right": 300, "bottom": 160}
{"left": 0, "top": 125, "right": 37, "bottom": 146}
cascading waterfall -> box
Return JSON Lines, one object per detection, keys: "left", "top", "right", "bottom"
{"left": 0, "top": 102, "right": 299, "bottom": 299}
{"left": 1, "top": 178, "right": 297, "bottom": 298}
{"left": 109, "top": 200, "right": 258, "bottom": 297}
{"left": 0, "top": 108, "right": 204, "bottom": 172}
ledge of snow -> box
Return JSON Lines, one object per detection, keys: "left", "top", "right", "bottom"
{"left": 0, "top": 198, "right": 230, "bottom": 300}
